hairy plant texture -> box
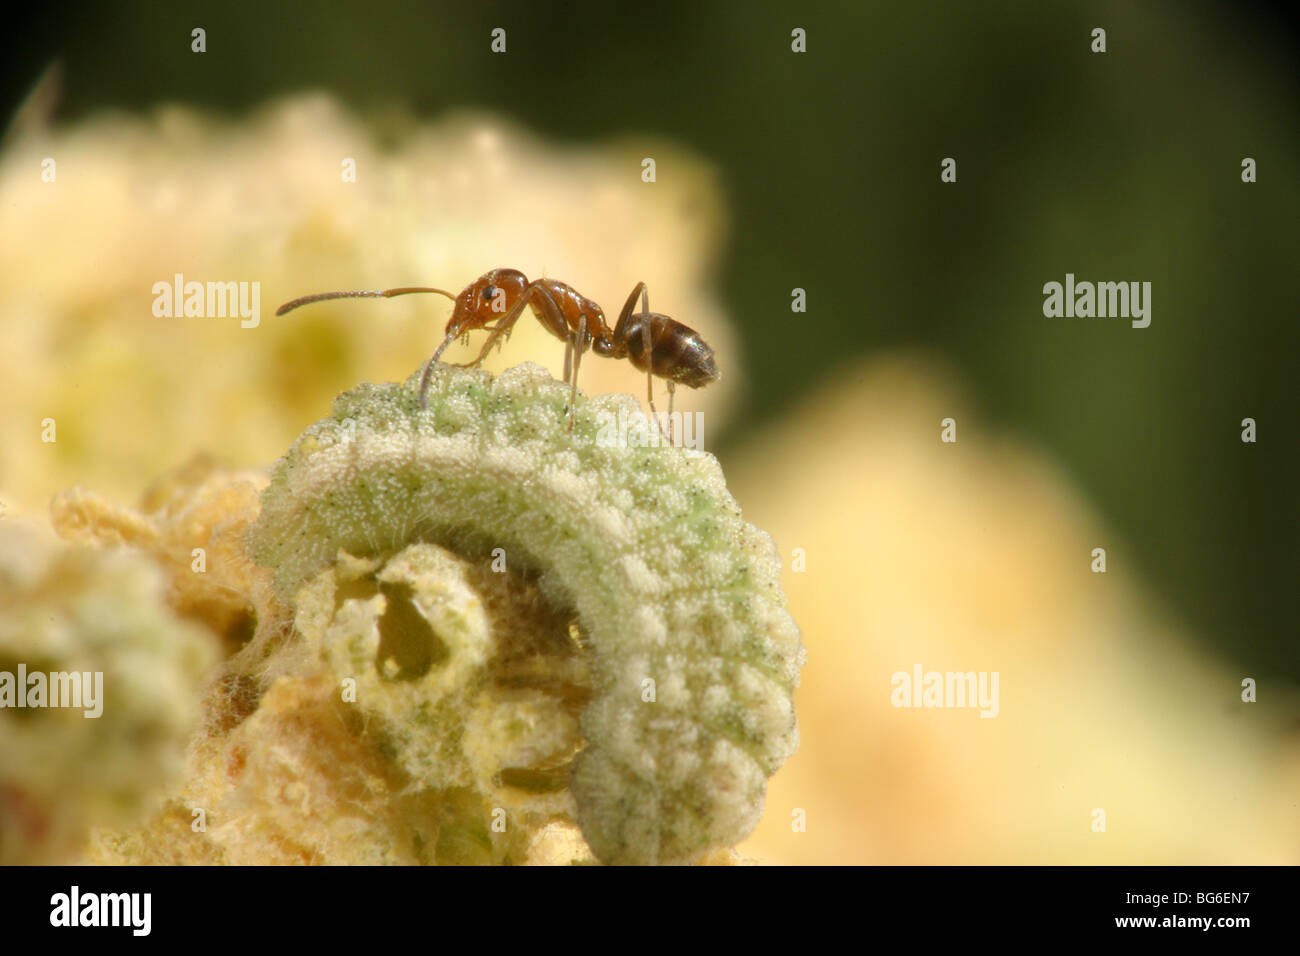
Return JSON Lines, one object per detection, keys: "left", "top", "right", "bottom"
{"left": 247, "top": 362, "right": 804, "bottom": 864}
{"left": 0, "top": 524, "right": 216, "bottom": 864}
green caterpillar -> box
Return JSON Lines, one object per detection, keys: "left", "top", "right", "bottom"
{"left": 247, "top": 362, "right": 804, "bottom": 864}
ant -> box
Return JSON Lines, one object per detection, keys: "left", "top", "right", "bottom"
{"left": 276, "top": 268, "right": 719, "bottom": 438}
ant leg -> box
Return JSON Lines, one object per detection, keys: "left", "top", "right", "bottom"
{"left": 640, "top": 313, "right": 672, "bottom": 445}
{"left": 418, "top": 331, "right": 460, "bottom": 407}
{"left": 611, "top": 282, "right": 669, "bottom": 443}
{"left": 568, "top": 327, "right": 589, "bottom": 433}
{"left": 666, "top": 381, "right": 677, "bottom": 445}
{"left": 418, "top": 359, "right": 436, "bottom": 408}
{"left": 611, "top": 282, "right": 647, "bottom": 342}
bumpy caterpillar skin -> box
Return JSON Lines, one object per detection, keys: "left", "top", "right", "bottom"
{"left": 246, "top": 362, "right": 804, "bottom": 864}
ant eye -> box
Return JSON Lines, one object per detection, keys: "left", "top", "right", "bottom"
{"left": 482, "top": 285, "right": 497, "bottom": 301}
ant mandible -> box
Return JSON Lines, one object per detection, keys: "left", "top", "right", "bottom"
{"left": 275, "top": 268, "right": 719, "bottom": 435}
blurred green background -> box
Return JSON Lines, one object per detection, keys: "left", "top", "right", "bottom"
{"left": 5, "top": 0, "right": 1297, "bottom": 682}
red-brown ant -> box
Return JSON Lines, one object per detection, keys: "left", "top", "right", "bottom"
{"left": 276, "top": 268, "right": 719, "bottom": 436}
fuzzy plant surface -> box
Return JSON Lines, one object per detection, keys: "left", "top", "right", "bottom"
{"left": 0, "top": 523, "right": 216, "bottom": 864}
{"left": 247, "top": 362, "right": 805, "bottom": 864}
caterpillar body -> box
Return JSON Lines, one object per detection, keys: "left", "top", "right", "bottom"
{"left": 247, "top": 362, "right": 804, "bottom": 864}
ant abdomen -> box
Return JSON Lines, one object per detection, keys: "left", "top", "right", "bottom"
{"left": 617, "top": 314, "right": 720, "bottom": 389}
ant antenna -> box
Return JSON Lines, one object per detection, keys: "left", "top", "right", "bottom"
{"left": 275, "top": 286, "right": 456, "bottom": 316}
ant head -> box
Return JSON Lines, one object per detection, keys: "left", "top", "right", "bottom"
{"left": 449, "top": 268, "right": 530, "bottom": 334}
